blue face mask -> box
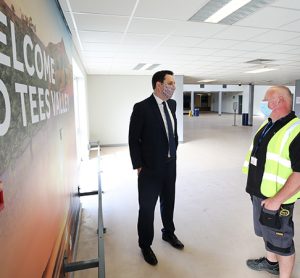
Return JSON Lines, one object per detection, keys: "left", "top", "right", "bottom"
{"left": 260, "top": 101, "right": 272, "bottom": 117}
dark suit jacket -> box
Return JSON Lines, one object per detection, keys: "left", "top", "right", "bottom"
{"left": 129, "top": 94, "right": 178, "bottom": 171}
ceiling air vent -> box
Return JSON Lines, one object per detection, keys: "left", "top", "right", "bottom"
{"left": 246, "top": 59, "right": 275, "bottom": 64}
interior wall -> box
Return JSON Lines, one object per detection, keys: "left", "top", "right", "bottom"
{"left": 87, "top": 74, "right": 184, "bottom": 145}
{"left": 200, "top": 85, "right": 295, "bottom": 116}
{"left": 0, "top": 1, "right": 80, "bottom": 277}
{"left": 211, "top": 92, "right": 243, "bottom": 113}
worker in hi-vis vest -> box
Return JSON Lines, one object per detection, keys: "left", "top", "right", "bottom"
{"left": 242, "top": 86, "right": 300, "bottom": 278}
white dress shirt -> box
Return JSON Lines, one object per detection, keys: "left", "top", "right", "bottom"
{"left": 153, "top": 93, "right": 175, "bottom": 143}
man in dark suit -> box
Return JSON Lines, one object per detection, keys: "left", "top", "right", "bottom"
{"left": 129, "top": 70, "right": 184, "bottom": 266}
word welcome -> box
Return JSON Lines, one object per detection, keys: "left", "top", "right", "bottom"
{"left": 0, "top": 9, "right": 69, "bottom": 136}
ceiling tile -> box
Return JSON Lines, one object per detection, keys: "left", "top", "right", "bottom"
{"left": 213, "top": 26, "right": 268, "bottom": 41}
{"left": 161, "top": 36, "right": 205, "bottom": 47}
{"left": 82, "top": 42, "right": 119, "bottom": 52}
{"left": 249, "top": 30, "right": 300, "bottom": 43}
{"left": 259, "top": 44, "right": 298, "bottom": 53}
{"left": 236, "top": 6, "right": 300, "bottom": 29}
{"left": 128, "top": 18, "right": 178, "bottom": 35}
{"left": 197, "top": 38, "right": 240, "bottom": 49}
{"left": 74, "top": 13, "right": 129, "bottom": 32}
{"left": 285, "top": 48, "right": 300, "bottom": 55}
{"left": 79, "top": 31, "right": 122, "bottom": 43}
{"left": 279, "top": 19, "right": 300, "bottom": 32}
{"left": 212, "top": 49, "right": 248, "bottom": 57}
{"left": 123, "top": 34, "right": 165, "bottom": 46}
{"left": 82, "top": 51, "right": 114, "bottom": 58}
{"left": 135, "top": 0, "right": 208, "bottom": 20}
{"left": 181, "top": 48, "right": 217, "bottom": 56}
{"left": 83, "top": 56, "right": 114, "bottom": 63}
{"left": 271, "top": 0, "right": 300, "bottom": 10}
{"left": 67, "top": 0, "right": 137, "bottom": 16}
{"left": 196, "top": 55, "right": 227, "bottom": 62}
{"left": 173, "top": 21, "right": 227, "bottom": 37}
{"left": 229, "top": 41, "right": 270, "bottom": 51}
{"left": 117, "top": 45, "right": 154, "bottom": 53}
{"left": 285, "top": 36, "right": 300, "bottom": 45}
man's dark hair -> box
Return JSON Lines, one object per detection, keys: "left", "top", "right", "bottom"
{"left": 152, "top": 70, "right": 174, "bottom": 89}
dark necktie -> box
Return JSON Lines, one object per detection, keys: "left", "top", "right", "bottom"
{"left": 162, "top": 101, "right": 176, "bottom": 158}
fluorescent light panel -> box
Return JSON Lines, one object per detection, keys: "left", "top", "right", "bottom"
{"left": 245, "top": 68, "right": 277, "bottom": 73}
{"left": 133, "top": 63, "right": 146, "bottom": 70}
{"left": 133, "top": 63, "right": 161, "bottom": 70}
{"left": 197, "top": 79, "right": 216, "bottom": 82}
{"left": 189, "top": 0, "right": 275, "bottom": 25}
{"left": 205, "top": 0, "right": 252, "bottom": 23}
{"left": 146, "top": 64, "right": 160, "bottom": 70}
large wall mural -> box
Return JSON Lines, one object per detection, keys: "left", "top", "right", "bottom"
{"left": 0, "top": 0, "right": 79, "bottom": 277}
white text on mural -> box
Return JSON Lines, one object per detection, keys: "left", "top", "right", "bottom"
{"left": 0, "top": 10, "right": 70, "bottom": 136}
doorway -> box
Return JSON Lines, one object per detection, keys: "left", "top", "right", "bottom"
{"left": 183, "top": 92, "right": 191, "bottom": 114}
{"left": 238, "top": 95, "right": 243, "bottom": 114}
{"left": 194, "top": 93, "right": 212, "bottom": 111}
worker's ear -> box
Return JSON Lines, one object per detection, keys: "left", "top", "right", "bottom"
{"left": 276, "top": 96, "right": 283, "bottom": 106}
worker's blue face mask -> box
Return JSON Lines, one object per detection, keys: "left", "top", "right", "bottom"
{"left": 260, "top": 101, "right": 272, "bottom": 117}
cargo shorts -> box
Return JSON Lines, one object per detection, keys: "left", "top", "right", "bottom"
{"left": 252, "top": 195, "right": 295, "bottom": 256}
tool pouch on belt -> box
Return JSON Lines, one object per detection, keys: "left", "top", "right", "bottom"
{"left": 259, "top": 206, "right": 281, "bottom": 229}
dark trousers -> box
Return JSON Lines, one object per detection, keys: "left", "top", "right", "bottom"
{"left": 137, "top": 159, "right": 176, "bottom": 248}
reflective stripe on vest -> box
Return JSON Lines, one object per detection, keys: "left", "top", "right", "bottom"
{"left": 266, "top": 152, "right": 291, "bottom": 168}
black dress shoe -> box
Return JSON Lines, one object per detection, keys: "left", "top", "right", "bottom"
{"left": 141, "top": 247, "right": 158, "bottom": 265}
{"left": 162, "top": 233, "right": 184, "bottom": 249}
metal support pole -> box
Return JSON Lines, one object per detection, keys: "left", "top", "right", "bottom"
{"left": 233, "top": 102, "right": 237, "bottom": 126}
{"left": 218, "top": 91, "right": 222, "bottom": 116}
{"left": 96, "top": 144, "right": 105, "bottom": 278}
{"left": 248, "top": 84, "right": 254, "bottom": 126}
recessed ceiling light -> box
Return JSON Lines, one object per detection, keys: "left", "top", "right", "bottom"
{"left": 146, "top": 64, "right": 160, "bottom": 70}
{"left": 197, "top": 79, "right": 216, "bottom": 82}
{"left": 245, "top": 68, "right": 278, "bottom": 73}
{"left": 133, "top": 63, "right": 146, "bottom": 70}
{"left": 205, "top": 0, "right": 252, "bottom": 23}
{"left": 133, "top": 63, "right": 161, "bottom": 70}
{"left": 189, "top": 0, "right": 274, "bottom": 25}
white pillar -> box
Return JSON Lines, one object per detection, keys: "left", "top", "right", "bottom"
{"left": 218, "top": 91, "right": 222, "bottom": 116}
{"left": 248, "top": 84, "right": 254, "bottom": 126}
{"left": 174, "top": 75, "right": 183, "bottom": 141}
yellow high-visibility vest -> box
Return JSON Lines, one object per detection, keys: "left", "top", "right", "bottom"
{"left": 243, "top": 117, "right": 300, "bottom": 204}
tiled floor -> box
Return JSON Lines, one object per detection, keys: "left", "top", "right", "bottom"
{"left": 74, "top": 113, "right": 300, "bottom": 278}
